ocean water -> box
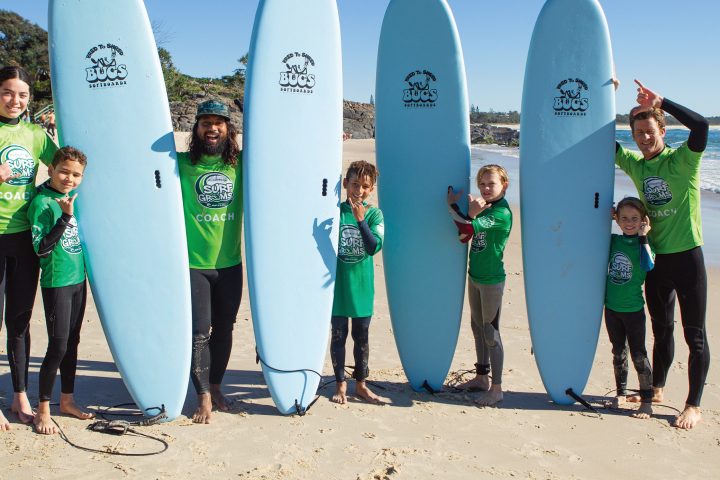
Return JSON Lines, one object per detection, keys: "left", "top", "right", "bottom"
{"left": 616, "top": 128, "right": 720, "bottom": 194}
{"left": 470, "top": 131, "right": 720, "bottom": 265}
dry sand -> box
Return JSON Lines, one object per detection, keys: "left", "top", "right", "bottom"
{"left": 1, "top": 138, "right": 718, "bottom": 479}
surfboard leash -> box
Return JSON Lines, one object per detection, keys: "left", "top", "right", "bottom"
{"left": 47, "top": 402, "right": 169, "bottom": 456}
{"left": 565, "top": 388, "right": 602, "bottom": 418}
{"left": 255, "top": 348, "right": 324, "bottom": 416}
{"left": 598, "top": 388, "right": 681, "bottom": 416}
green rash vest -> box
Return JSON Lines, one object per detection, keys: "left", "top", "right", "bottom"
{"left": 468, "top": 197, "right": 512, "bottom": 285}
{"left": 178, "top": 152, "right": 242, "bottom": 269}
{"left": 332, "top": 202, "right": 384, "bottom": 318}
{"left": 605, "top": 234, "right": 654, "bottom": 313}
{"left": 615, "top": 143, "right": 702, "bottom": 254}
{"left": 0, "top": 120, "right": 58, "bottom": 234}
{"left": 27, "top": 183, "right": 85, "bottom": 288}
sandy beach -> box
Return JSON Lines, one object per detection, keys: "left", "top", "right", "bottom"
{"left": 1, "top": 138, "right": 718, "bottom": 479}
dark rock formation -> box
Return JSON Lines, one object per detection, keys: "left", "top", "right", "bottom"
{"left": 470, "top": 124, "right": 519, "bottom": 147}
{"left": 343, "top": 100, "right": 376, "bottom": 139}
{"left": 170, "top": 93, "right": 243, "bottom": 132}
{"left": 170, "top": 98, "right": 519, "bottom": 147}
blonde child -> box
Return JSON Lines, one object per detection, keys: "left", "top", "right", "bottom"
{"left": 447, "top": 164, "right": 512, "bottom": 406}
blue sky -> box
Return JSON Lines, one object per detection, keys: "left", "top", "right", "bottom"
{"left": 3, "top": 0, "right": 719, "bottom": 115}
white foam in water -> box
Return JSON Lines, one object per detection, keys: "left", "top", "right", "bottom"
{"left": 472, "top": 138, "right": 720, "bottom": 266}
{"left": 617, "top": 129, "right": 720, "bottom": 194}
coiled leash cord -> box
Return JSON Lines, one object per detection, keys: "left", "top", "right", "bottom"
{"left": 50, "top": 403, "right": 169, "bottom": 456}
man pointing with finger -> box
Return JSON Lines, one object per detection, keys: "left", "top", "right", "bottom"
{"left": 615, "top": 80, "right": 710, "bottom": 429}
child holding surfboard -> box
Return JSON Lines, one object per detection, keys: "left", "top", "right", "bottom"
{"left": 27, "top": 146, "right": 95, "bottom": 434}
{"left": 330, "top": 160, "right": 386, "bottom": 405}
{"left": 1, "top": 65, "right": 58, "bottom": 431}
{"left": 604, "top": 197, "right": 654, "bottom": 419}
{"left": 447, "top": 164, "right": 512, "bottom": 406}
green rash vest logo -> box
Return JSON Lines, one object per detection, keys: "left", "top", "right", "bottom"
{"left": 60, "top": 217, "right": 82, "bottom": 254}
{"left": 471, "top": 231, "right": 487, "bottom": 253}
{"left": 643, "top": 176, "right": 673, "bottom": 206}
{"left": 0, "top": 145, "right": 35, "bottom": 186}
{"left": 608, "top": 252, "right": 632, "bottom": 285}
{"left": 195, "top": 172, "right": 234, "bottom": 209}
{"left": 338, "top": 224, "right": 366, "bottom": 264}
{"left": 470, "top": 215, "right": 494, "bottom": 253}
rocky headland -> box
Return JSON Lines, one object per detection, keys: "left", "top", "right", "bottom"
{"left": 170, "top": 96, "right": 518, "bottom": 146}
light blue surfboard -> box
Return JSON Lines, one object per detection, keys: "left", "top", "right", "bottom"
{"left": 520, "top": 0, "right": 616, "bottom": 405}
{"left": 243, "top": 0, "right": 342, "bottom": 415}
{"left": 376, "top": 0, "right": 470, "bottom": 392}
{"left": 49, "top": 0, "right": 191, "bottom": 420}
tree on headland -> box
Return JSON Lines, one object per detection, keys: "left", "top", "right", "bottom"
{"left": 0, "top": 10, "right": 52, "bottom": 110}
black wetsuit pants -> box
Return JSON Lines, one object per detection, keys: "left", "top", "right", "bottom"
{"left": 604, "top": 308, "right": 653, "bottom": 401}
{"left": 330, "top": 316, "right": 371, "bottom": 382}
{"left": 645, "top": 246, "right": 709, "bottom": 407}
{"left": 39, "top": 282, "right": 86, "bottom": 402}
{"left": 189, "top": 264, "right": 242, "bottom": 395}
{"left": 0, "top": 231, "right": 39, "bottom": 393}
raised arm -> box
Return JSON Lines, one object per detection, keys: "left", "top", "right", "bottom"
{"left": 634, "top": 79, "right": 709, "bottom": 152}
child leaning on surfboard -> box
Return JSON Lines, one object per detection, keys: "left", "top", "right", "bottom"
{"left": 604, "top": 196, "right": 655, "bottom": 419}
{"left": 329, "top": 160, "right": 387, "bottom": 405}
{"left": 27, "top": 146, "right": 95, "bottom": 434}
{"left": 446, "top": 164, "right": 513, "bottom": 406}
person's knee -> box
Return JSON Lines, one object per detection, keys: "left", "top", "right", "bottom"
{"left": 47, "top": 337, "right": 69, "bottom": 362}
{"left": 192, "top": 332, "right": 210, "bottom": 351}
{"left": 631, "top": 352, "right": 651, "bottom": 372}
{"left": 211, "top": 317, "right": 236, "bottom": 337}
{"left": 483, "top": 323, "right": 499, "bottom": 347}
{"left": 331, "top": 322, "right": 349, "bottom": 342}
{"left": 683, "top": 326, "right": 706, "bottom": 354}
{"left": 612, "top": 348, "right": 628, "bottom": 367}
{"left": 351, "top": 324, "right": 369, "bottom": 344}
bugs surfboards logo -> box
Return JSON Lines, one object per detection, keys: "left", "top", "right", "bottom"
{"left": 403, "top": 70, "right": 438, "bottom": 108}
{"left": 85, "top": 43, "right": 128, "bottom": 89}
{"left": 553, "top": 78, "right": 588, "bottom": 116}
{"left": 279, "top": 52, "right": 316, "bottom": 94}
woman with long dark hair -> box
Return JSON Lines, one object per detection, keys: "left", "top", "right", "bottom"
{"left": 0, "top": 65, "right": 58, "bottom": 430}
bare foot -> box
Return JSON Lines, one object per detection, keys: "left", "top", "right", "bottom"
{"left": 11, "top": 392, "right": 34, "bottom": 424}
{"left": 475, "top": 384, "right": 503, "bottom": 406}
{"left": 611, "top": 395, "right": 626, "bottom": 409}
{"left": 355, "top": 381, "right": 387, "bottom": 405}
{"left": 193, "top": 393, "right": 212, "bottom": 424}
{"left": 59, "top": 394, "right": 95, "bottom": 420}
{"left": 627, "top": 387, "right": 663, "bottom": 403}
{"left": 1, "top": 410, "right": 10, "bottom": 431}
{"left": 456, "top": 374, "right": 490, "bottom": 392}
{"left": 674, "top": 405, "right": 702, "bottom": 429}
{"left": 631, "top": 401, "right": 653, "bottom": 419}
{"left": 209, "top": 384, "right": 229, "bottom": 412}
{"left": 33, "top": 402, "right": 58, "bottom": 435}
{"left": 331, "top": 380, "right": 347, "bottom": 404}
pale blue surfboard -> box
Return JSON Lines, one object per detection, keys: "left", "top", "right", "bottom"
{"left": 49, "top": 0, "right": 191, "bottom": 420}
{"left": 243, "top": 0, "right": 342, "bottom": 415}
{"left": 520, "top": 0, "right": 616, "bottom": 405}
{"left": 376, "top": 0, "right": 470, "bottom": 392}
